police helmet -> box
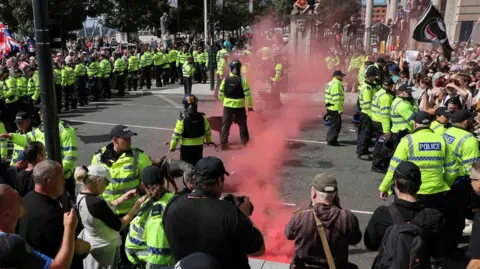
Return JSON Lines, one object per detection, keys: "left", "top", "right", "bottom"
{"left": 182, "top": 94, "right": 198, "bottom": 113}
{"left": 323, "top": 114, "right": 332, "bottom": 126}
{"left": 230, "top": 60, "right": 242, "bottom": 76}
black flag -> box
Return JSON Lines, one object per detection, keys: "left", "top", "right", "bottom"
{"left": 413, "top": 4, "right": 453, "bottom": 61}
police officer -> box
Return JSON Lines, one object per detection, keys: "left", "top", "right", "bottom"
{"left": 14, "top": 69, "right": 28, "bottom": 113}
{"left": 267, "top": 52, "right": 284, "bottom": 109}
{"left": 153, "top": 49, "right": 164, "bottom": 87}
{"left": 357, "top": 68, "right": 379, "bottom": 160}
{"left": 214, "top": 54, "right": 228, "bottom": 100}
{"left": 443, "top": 109, "right": 480, "bottom": 254}
{"left": 195, "top": 46, "right": 208, "bottom": 84}
{"left": 128, "top": 50, "right": 140, "bottom": 91}
{"left": 430, "top": 107, "right": 451, "bottom": 135}
{"left": 99, "top": 53, "right": 112, "bottom": 98}
{"left": 379, "top": 111, "right": 457, "bottom": 202}
{"left": 9, "top": 112, "right": 33, "bottom": 166}
{"left": 170, "top": 94, "right": 213, "bottom": 165}
{"left": 160, "top": 49, "right": 171, "bottom": 86}
{"left": 182, "top": 56, "right": 195, "bottom": 94}
{"left": 87, "top": 54, "right": 101, "bottom": 101}
{"left": 372, "top": 78, "right": 395, "bottom": 140}
{"left": 143, "top": 166, "right": 175, "bottom": 268}
{"left": 169, "top": 46, "right": 180, "bottom": 84}
{"left": 61, "top": 60, "right": 77, "bottom": 111}
{"left": 140, "top": 47, "right": 153, "bottom": 89}
{"left": 74, "top": 56, "right": 88, "bottom": 106}
{"left": 91, "top": 125, "right": 152, "bottom": 215}
{"left": 219, "top": 60, "right": 253, "bottom": 150}
{"left": 325, "top": 70, "right": 345, "bottom": 146}
{"left": 113, "top": 52, "right": 127, "bottom": 97}
{"left": 1, "top": 106, "right": 79, "bottom": 201}
{"left": 177, "top": 45, "right": 191, "bottom": 86}
{"left": 391, "top": 84, "right": 418, "bottom": 148}
{"left": 4, "top": 70, "right": 19, "bottom": 131}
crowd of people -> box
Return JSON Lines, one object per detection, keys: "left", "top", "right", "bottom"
{"left": 325, "top": 40, "right": 480, "bottom": 268}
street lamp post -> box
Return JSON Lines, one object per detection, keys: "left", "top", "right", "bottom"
{"left": 32, "top": 0, "right": 62, "bottom": 163}
{"left": 209, "top": 0, "right": 215, "bottom": 91}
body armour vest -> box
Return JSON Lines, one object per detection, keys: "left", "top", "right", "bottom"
{"left": 183, "top": 113, "right": 205, "bottom": 138}
{"left": 225, "top": 76, "right": 244, "bottom": 99}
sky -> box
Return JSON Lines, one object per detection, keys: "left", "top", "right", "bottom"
{"left": 361, "top": 0, "right": 387, "bottom": 5}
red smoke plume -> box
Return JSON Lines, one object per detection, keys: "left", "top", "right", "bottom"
{"left": 220, "top": 13, "right": 332, "bottom": 263}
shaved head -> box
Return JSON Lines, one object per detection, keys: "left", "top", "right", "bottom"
{"left": 0, "top": 184, "right": 14, "bottom": 209}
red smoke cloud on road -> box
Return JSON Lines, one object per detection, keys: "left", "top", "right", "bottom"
{"left": 221, "top": 13, "right": 332, "bottom": 263}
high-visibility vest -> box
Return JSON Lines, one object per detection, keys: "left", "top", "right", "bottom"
{"left": 4, "top": 77, "right": 18, "bottom": 103}
{"left": 371, "top": 88, "right": 394, "bottom": 133}
{"left": 125, "top": 198, "right": 156, "bottom": 265}
{"left": 430, "top": 120, "right": 447, "bottom": 135}
{"left": 325, "top": 78, "right": 344, "bottom": 113}
{"left": 91, "top": 146, "right": 152, "bottom": 214}
{"left": 145, "top": 193, "right": 175, "bottom": 268}
{"left": 128, "top": 56, "right": 140, "bottom": 72}
{"left": 16, "top": 76, "right": 28, "bottom": 97}
{"left": 61, "top": 66, "right": 75, "bottom": 86}
{"left": 358, "top": 82, "right": 378, "bottom": 117}
{"left": 390, "top": 97, "right": 418, "bottom": 133}
{"left": 113, "top": 58, "right": 127, "bottom": 73}
{"left": 380, "top": 128, "right": 457, "bottom": 195}
{"left": 11, "top": 121, "right": 78, "bottom": 178}
{"left": 443, "top": 126, "right": 480, "bottom": 182}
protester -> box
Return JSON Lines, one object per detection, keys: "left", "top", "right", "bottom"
{"left": 14, "top": 141, "right": 45, "bottom": 197}
{"left": 0, "top": 184, "right": 78, "bottom": 269}
{"left": 18, "top": 160, "right": 91, "bottom": 269}
{"left": 365, "top": 161, "right": 444, "bottom": 268}
{"left": 285, "top": 173, "right": 362, "bottom": 269}
{"left": 75, "top": 164, "right": 147, "bottom": 269}
{"left": 163, "top": 156, "right": 265, "bottom": 269}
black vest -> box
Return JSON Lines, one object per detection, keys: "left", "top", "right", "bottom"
{"left": 224, "top": 76, "right": 244, "bottom": 99}
{"left": 182, "top": 113, "right": 205, "bottom": 138}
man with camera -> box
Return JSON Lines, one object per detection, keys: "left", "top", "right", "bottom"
{"left": 163, "top": 156, "right": 265, "bottom": 269}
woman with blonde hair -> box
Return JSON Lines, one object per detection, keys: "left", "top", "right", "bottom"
{"left": 75, "top": 164, "right": 147, "bottom": 269}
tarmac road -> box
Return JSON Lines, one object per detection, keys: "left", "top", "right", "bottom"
{"left": 64, "top": 86, "right": 468, "bottom": 269}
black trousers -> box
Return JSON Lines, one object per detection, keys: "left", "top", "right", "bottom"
{"left": 76, "top": 76, "right": 88, "bottom": 105}
{"left": 356, "top": 112, "right": 373, "bottom": 155}
{"left": 221, "top": 107, "right": 249, "bottom": 145}
{"left": 444, "top": 178, "right": 472, "bottom": 253}
{"left": 154, "top": 66, "right": 163, "bottom": 87}
{"left": 326, "top": 110, "right": 342, "bottom": 144}
{"left": 101, "top": 77, "right": 111, "bottom": 98}
{"left": 5, "top": 101, "right": 19, "bottom": 132}
{"left": 162, "top": 67, "right": 170, "bottom": 85}
{"left": 88, "top": 77, "right": 100, "bottom": 101}
{"left": 200, "top": 63, "right": 207, "bottom": 83}
{"left": 170, "top": 64, "right": 177, "bottom": 83}
{"left": 55, "top": 84, "right": 63, "bottom": 113}
{"left": 180, "top": 145, "right": 203, "bottom": 166}
{"left": 63, "top": 84, "right": 77, "bottom": 110}
{"left": 372, "top": 121, "right": 384, "bottom": 144}
{"left": 417, "top": 191, "right": 449, "bottom": 259}
{"left": 183, "top": 77, "right": 192, "bottom": 94}
{"left": 392, "top": 129, "right": 409, "bottom": 150}
{"left": 127, "top": 71, "right": 138, "bottom": 91}
{"left": 140, "top": 66, "right": 152, "bottom": 89}
{"left": 177, "top": 63, "right": 183, "bottom": 84}
{"left": 214, "top": 74, "right": 223, "bottom": 98}
{"left": 115, "top": 74, "right": 126, "bottom": 96}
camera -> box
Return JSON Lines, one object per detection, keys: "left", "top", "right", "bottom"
{"left": 222, "top": 194, "right": 254, "bottom": 216}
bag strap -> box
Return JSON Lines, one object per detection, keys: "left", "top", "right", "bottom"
{"left": 387, "top": 205, "right": 405, "bottom": 225}
{"left": 312, "top": 210, "right": 337, "bottom": 269}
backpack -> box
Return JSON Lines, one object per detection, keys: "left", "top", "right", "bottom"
{"left": 371, "top": 205, "right": 425, "bottom": 269}
{"left": 371, "top": 135, "right": 395, "bottom": 173}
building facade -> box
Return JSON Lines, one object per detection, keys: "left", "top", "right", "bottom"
{"left": 444, "top": 0, "right": 480, "bottom": 43}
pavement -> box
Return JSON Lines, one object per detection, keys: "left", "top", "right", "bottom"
{"left": 66, "top": 82, "right": 468, "bottom": 269}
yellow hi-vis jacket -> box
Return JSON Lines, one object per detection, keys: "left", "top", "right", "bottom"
{"left": 169, "top": 113, "right": 212, "bottom": 150}
{"left": 371, "top": 88, "right": 394, "bottom": 133}
{"left": 443, "top": 126, "right": 480, "bottom": 182}
{"left": 325, "top": 78, "right": 344, "bottom": 113}
{"left": 380, "top": 128, "right": 458, "bottom": 195}
{"left": 219, "top": 73, "right": 253, "bottom": 109}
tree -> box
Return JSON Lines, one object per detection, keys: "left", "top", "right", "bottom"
{"left": 0, "top": 0, "right": 106, "bottom": 36}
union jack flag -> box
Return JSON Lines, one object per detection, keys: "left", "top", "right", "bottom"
{"left": 0, "top": 23, "right": 22, "bottom": 55}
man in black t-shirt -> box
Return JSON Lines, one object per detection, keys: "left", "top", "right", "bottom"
{"left": 15, "top": 141, "right": 45, "bottom": 197}
{"left": 163, "top": 156, "right": 265, "bottom": 269}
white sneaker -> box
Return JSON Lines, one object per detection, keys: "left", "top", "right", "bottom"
{"left": 463, "top": 220, "right": 473, "bottom": 235}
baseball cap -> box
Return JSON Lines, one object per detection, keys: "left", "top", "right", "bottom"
{"left": 451, "top": 109, "right": 473, "bottom": 123}
{"left": 383, "top": 77, "right": 395, "bottom": 86}
{"left": 413, "top": 111, "right": 433, "bottom": 125}
{"left": 394, "top": 161, "right": 421, "bottom": 183}
{"left": 142, "top": 166, "right": 165, "bottom": 187}
{"left": 397, "top": 84, "right": 413, "bottom": 92}
{"left": 85, "top": 164, "right": 112, "bottom": 183}
{"left": 332, "top": 70, "right": 345, "bottom": 77}
{"left": 14, "top": 111, "right": 31, "bottom": 124}
{"left": 110, "top": 125, "right": 137, "bottom": 138}
{"left": 165, "top": 253, "right": 221, "bottom": 269}
{"left": 17, "top": 151, "right": 25, "bottom": 162}
{"left": 435, "top": 107, "right": 451, "bottom": 118}
{"left": 195, "top": 157, "right": 230, "bottom": 181}
{"left": 388, "top": 64, "right": 400, "bottom": 73}
{"left": 310, "top": 173, "right": 337, "bottom": 193}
